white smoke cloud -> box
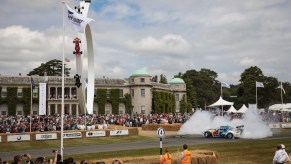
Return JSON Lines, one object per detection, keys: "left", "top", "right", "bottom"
{"left": 178, "top": 109, "right": 272, "bottom": 139}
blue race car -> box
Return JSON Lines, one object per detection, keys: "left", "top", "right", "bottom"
{"left": 203, "top": 125, "right": 244, "bottom": 139}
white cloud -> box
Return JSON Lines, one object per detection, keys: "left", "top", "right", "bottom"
{"left": 239, "top": 57, "right": 256, "bottom": 66}
{"left": 1, "top": 0, "right": 291, "bottom": 84}
{"left": 127, "top": 34, "right": 191, "bottom": 55}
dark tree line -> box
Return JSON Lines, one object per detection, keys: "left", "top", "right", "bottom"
{"left": 27, "top": 59, "right": 71, "bottom": 76}
{"left": 175, "top": 66, "right": 291, "bottom": 109}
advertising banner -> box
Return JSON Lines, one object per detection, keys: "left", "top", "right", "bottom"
{"left": 86, "top": 131, "right": 106, "bottom": 137}
{"left": 268, "top": 123, "right": 281, "bottom": 129}
{"left": 36, "top": 133, "right": 57, "bottom": 140}
{"left": 281, "top": 124, "right": 291, "bottom": 128}
{"left": 39, "top": 83, "right": 47, "bottom": 115}
{"left": 63, "top": 132, "right": 82, "bottom": 139}
{"left": 110, "top": 130, "right": 129, "bottom": 136}
{"left": 7, "top": 134, "right": 30, "bottom": 142}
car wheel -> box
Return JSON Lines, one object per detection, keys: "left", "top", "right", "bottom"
{"left": 204, "top": 132, "right": 211, "bottom": 138}
{"left": 226, "top": 133, "right": 233, "bottom": 139}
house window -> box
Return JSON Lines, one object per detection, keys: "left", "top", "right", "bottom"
{"left": 17, "top": 88, "right": 23, "bottom": 97}
{"left": 17, "top": 111, "right": 23, "bottom": 115}
{"left": 94, "top": 89, "right": 97, "bottom": 97}
{"left": 141, "top": 106, "right": 145, "bottom": 114}
{"left": 131, "top": 78, "right": 134, "bottom": 83}
{"left": 1, "top": 88, "right": 7, "bottom": 97}
{"left": 131, "top": 89, "right": 134, "bottom": 97}
{"left": 140, "top": 78, "right": 145, "bottom": 83}
{"left": 119, "top": 89, "right": 123, "bottom": 97}
{"left": 175, "top": 94, "right": 179, "bottom": 101}
{"left": 106, "top": 89, "right": 110, "bottom": 98}
{"left": 33, "top": 89, "right": 38, "bottom": 98}
{"left": 141, "top": 89, "right": 145, "bottom": 97}
{"left": 1, "top": 111, "right": 7, "bottom": 115}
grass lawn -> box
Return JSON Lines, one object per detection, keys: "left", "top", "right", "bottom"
{"left": 65, "top": 138, "right": 291, "bottom": 164}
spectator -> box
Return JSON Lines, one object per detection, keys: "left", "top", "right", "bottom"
{"left": 160, "top": 148, "right": 172, "bottom": 164}
{"left": 179, "top": 144, "right": 191, "bottom": 164}
{"left": 273, "top": 144, "right": 289, "bottom": 164}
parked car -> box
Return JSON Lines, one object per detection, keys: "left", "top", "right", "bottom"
{"left": 203, "top": 125, "right": 244, "bottom": 139}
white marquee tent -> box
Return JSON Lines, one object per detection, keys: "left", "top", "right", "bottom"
{"left": 268, "top": 103, "right": 291, "bottom": 112}
{"left": 226, "top": 106, "right": 238, "bottom": 113}
{"left": 237, "top": 104, "right": 249, "bottom": 113}
{"left": 208, "top": 96, "right": 234, "bottom": 107}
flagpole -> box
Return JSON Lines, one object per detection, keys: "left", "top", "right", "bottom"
{"left": 61, "top": 1, "right": 65, "bottom": 161}
{"left": 281, "top": 82, "right": 283, "bottom": 110}
{"left": 221, "top": 82, "right": 224, "bottom": 116}
{"left": 30, "top": 77, "right": 33, "bottom": 132}
{"left": 256, "top": 82, "right": 258, "bottom": 110}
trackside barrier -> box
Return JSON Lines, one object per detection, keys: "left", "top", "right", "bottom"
{"left": 268, "top": 123, "right": 281, "bottom": 129}
{"left": 0, "top": 128, "right": 137, "bottom": 143}
{"left": 281, "top": 124, "right": 291, "bottom": 128}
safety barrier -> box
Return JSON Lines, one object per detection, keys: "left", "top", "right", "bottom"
{"left": 0, "top": 127, "right": 138, "bottom": 143}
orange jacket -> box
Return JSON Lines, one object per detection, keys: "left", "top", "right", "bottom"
{"left": 160, "top": 153, "right": 172, "bottom": 164}
{"left": 180, "top": 150, "right": 191, "bottom": 164}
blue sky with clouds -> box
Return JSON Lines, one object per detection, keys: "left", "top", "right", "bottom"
{"left": 0, "top": 0, "right": 291, "bottom": 84}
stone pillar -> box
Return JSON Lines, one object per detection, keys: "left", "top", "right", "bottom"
{"left": 69, "top": 87, "right": 72, "bottom": 99}
{"left": 48, "top": 86, "right": 51, "bottom": 99}
{"left": 48, "top": 104, "right": 51, "bottom": 115}
{"left": 69, "top": 104, "right": 72, "bottom": 115}
{"left": 56, "top": 104, "right": 59, "bottom": 114}
{"left": 76, "top": 104, "right": 79, "bottom": 116}
{"left": 55, "top": 87, "right": 58, "bottom": 99}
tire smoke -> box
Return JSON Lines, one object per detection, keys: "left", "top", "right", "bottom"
{"left": 178, "top": 109, "right": 272, "bottom": 139}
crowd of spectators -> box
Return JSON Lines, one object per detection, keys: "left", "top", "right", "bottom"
{"left": 0, "top": 110, "right": 290, "bottom": 134}
{"left": 0, "top": 113, "right": 192, "bottom": 133}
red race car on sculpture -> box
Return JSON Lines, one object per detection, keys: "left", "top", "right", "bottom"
{"left": 73, "top": 37, "right": 82, "bottom": 56}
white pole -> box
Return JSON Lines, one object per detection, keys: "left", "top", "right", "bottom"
{"left": 30, "top": 77, "right": 32, "bottom": 132}
{"left": 256, "top": 82, "right": 258, "bottom": 110}
{"left": 281, "top": 82, "right": 284, "bottom": 108}
{"left": 280, "top": 82, "right": 284, "bottom": 122}
{"left": 61, "top": 1, "right": 65, "bottom": 161}
{"left": 221, "top": 83, "right": 223, "bottom": 116}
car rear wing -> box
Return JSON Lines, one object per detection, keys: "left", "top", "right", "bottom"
{"left": 236, "top": 125, "right": 244, "bottom": 129}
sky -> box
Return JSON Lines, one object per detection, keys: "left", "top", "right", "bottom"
{"left": 0, "top": 0, "right": 291, "bottom": 84}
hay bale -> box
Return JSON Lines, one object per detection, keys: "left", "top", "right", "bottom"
{"left": 89, "top": 150, "right": 218, "bottom": 164}
{"left": 142, "top": 123, "right": 182, "bottom": 131}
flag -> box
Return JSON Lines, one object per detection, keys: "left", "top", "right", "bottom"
{"left": 221, "top": 82, "right": 230, "bottom": 88}
{"left": 65, "top": 4, "right": 93, "bottom": 33}
{"left": 31, "top": 77, "right": 35, "bottom": 89}
{"left": 256, "top": 81, "right": 264, "bottom": 88}
{"left": 277, "top": 83, "right": 286, "bottom": 94}
{"left": 65, "top": 58, "right": 70, "bottom": 62}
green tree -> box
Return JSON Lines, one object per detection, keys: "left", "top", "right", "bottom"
{"left": 159, "top": 74, "right": 168, "bottom": 84}
{"left": 27, "top": 59, "right": 71, "bottom": 76}
{"left": 151, "top": 75, "right": 158, "bottom": 82}
{"left": 237, "top": 66, "right": 280, "bottom": 108}
{"left": 185, "top": 78, "right": 198, "bottom": 108}
{"left": 181, "top": 68, "right": 219, "bottom": 108}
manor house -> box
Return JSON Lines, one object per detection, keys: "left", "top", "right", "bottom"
{"left": 0, "top": 70, "right": 186, "bottom": 116}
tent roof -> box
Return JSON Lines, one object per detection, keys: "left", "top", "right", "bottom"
{"left": 269, "top": 103, "right": 291, "bottom": 111}
{"left": 208, "top": 96, "right": 234, "bottom": 107}
{"left": 226, "top": 106, "right": 237, "bottom": 113}
{"left": 237, "top": 104, "right": 248, "bottom": 113}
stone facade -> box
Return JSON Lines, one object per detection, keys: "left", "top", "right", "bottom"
{"left": 0, "top": 71, "right": 186, "bottom": 115}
